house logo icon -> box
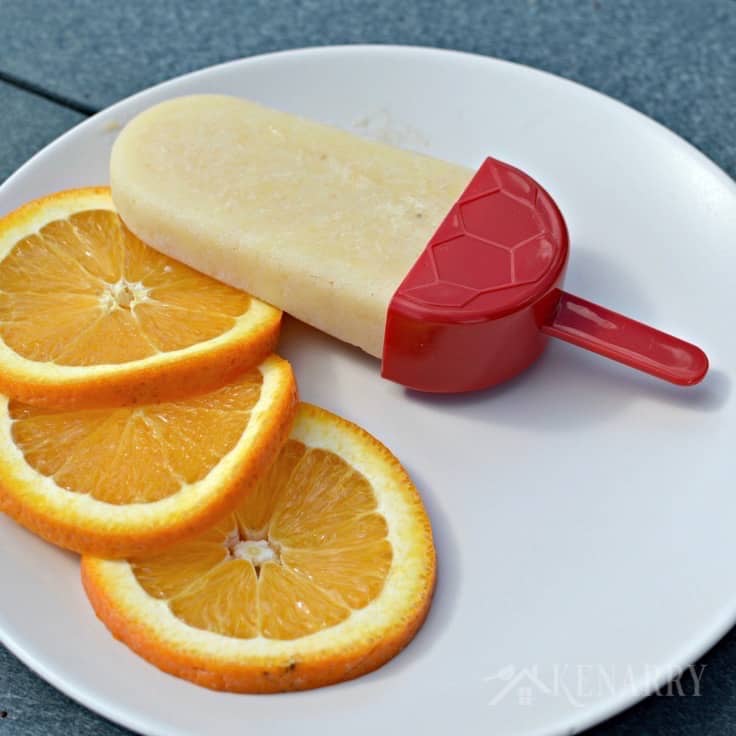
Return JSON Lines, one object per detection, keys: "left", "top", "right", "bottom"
{"left": 484, "top": 665, "right": 554, "bottom": 706}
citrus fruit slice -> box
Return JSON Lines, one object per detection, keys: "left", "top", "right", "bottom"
{"left": 0, "top": 187, "right": 281, "bottom": 408}
{"left": 0, "top": 355, "right": 296, "bottom": 557}
{"left": 82, "top": 404, "right": 436, "bottom": 692}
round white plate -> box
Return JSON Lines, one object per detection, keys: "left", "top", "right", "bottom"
{"left": 1, "top": 46, "right": 735, "bottom": 736}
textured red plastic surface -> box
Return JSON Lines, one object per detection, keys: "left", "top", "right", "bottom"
{"left": 387, "top": 157, "right": 568, "bottom": 322}
{"left": 382, "top": 156, "right": 708, "bottom": 392}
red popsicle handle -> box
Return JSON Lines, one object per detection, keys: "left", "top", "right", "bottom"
{"left": 541, "top": 291, "right": 709, "bottom": 385}
{"left": 382, "top": 157, "right": 710, "bottom": 392}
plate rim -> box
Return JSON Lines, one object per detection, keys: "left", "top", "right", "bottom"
{"left": 2, "top": 44, "right": 735, "bottom": 202}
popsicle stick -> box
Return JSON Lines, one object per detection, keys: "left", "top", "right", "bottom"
{"left": 542, "top": 291, "right": 709, "bottom": 386}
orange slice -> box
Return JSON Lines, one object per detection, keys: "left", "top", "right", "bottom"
{"left": 82, "top": 404, "right": 435, "bottom": 692}
{"left": 0, "top": 187, "right": 281, "bottom": 408}
{"left": 0, "top": 355, "right": 296, "bottom": 557}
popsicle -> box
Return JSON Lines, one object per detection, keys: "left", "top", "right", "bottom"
{"left": 110, "top": 95, "right": 708, "bottom": 391}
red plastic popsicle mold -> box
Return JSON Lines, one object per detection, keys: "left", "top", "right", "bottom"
{"left": 382, "top": 157, "right": 708, "bottom": 393}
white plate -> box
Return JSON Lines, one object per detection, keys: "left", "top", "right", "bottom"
{"left": 1, "top": 46, "right": 735, "bottom": 736}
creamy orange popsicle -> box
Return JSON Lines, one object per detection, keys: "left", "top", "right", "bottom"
{"left": 110, "top": 95, "right": 471, "bottom": 357}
